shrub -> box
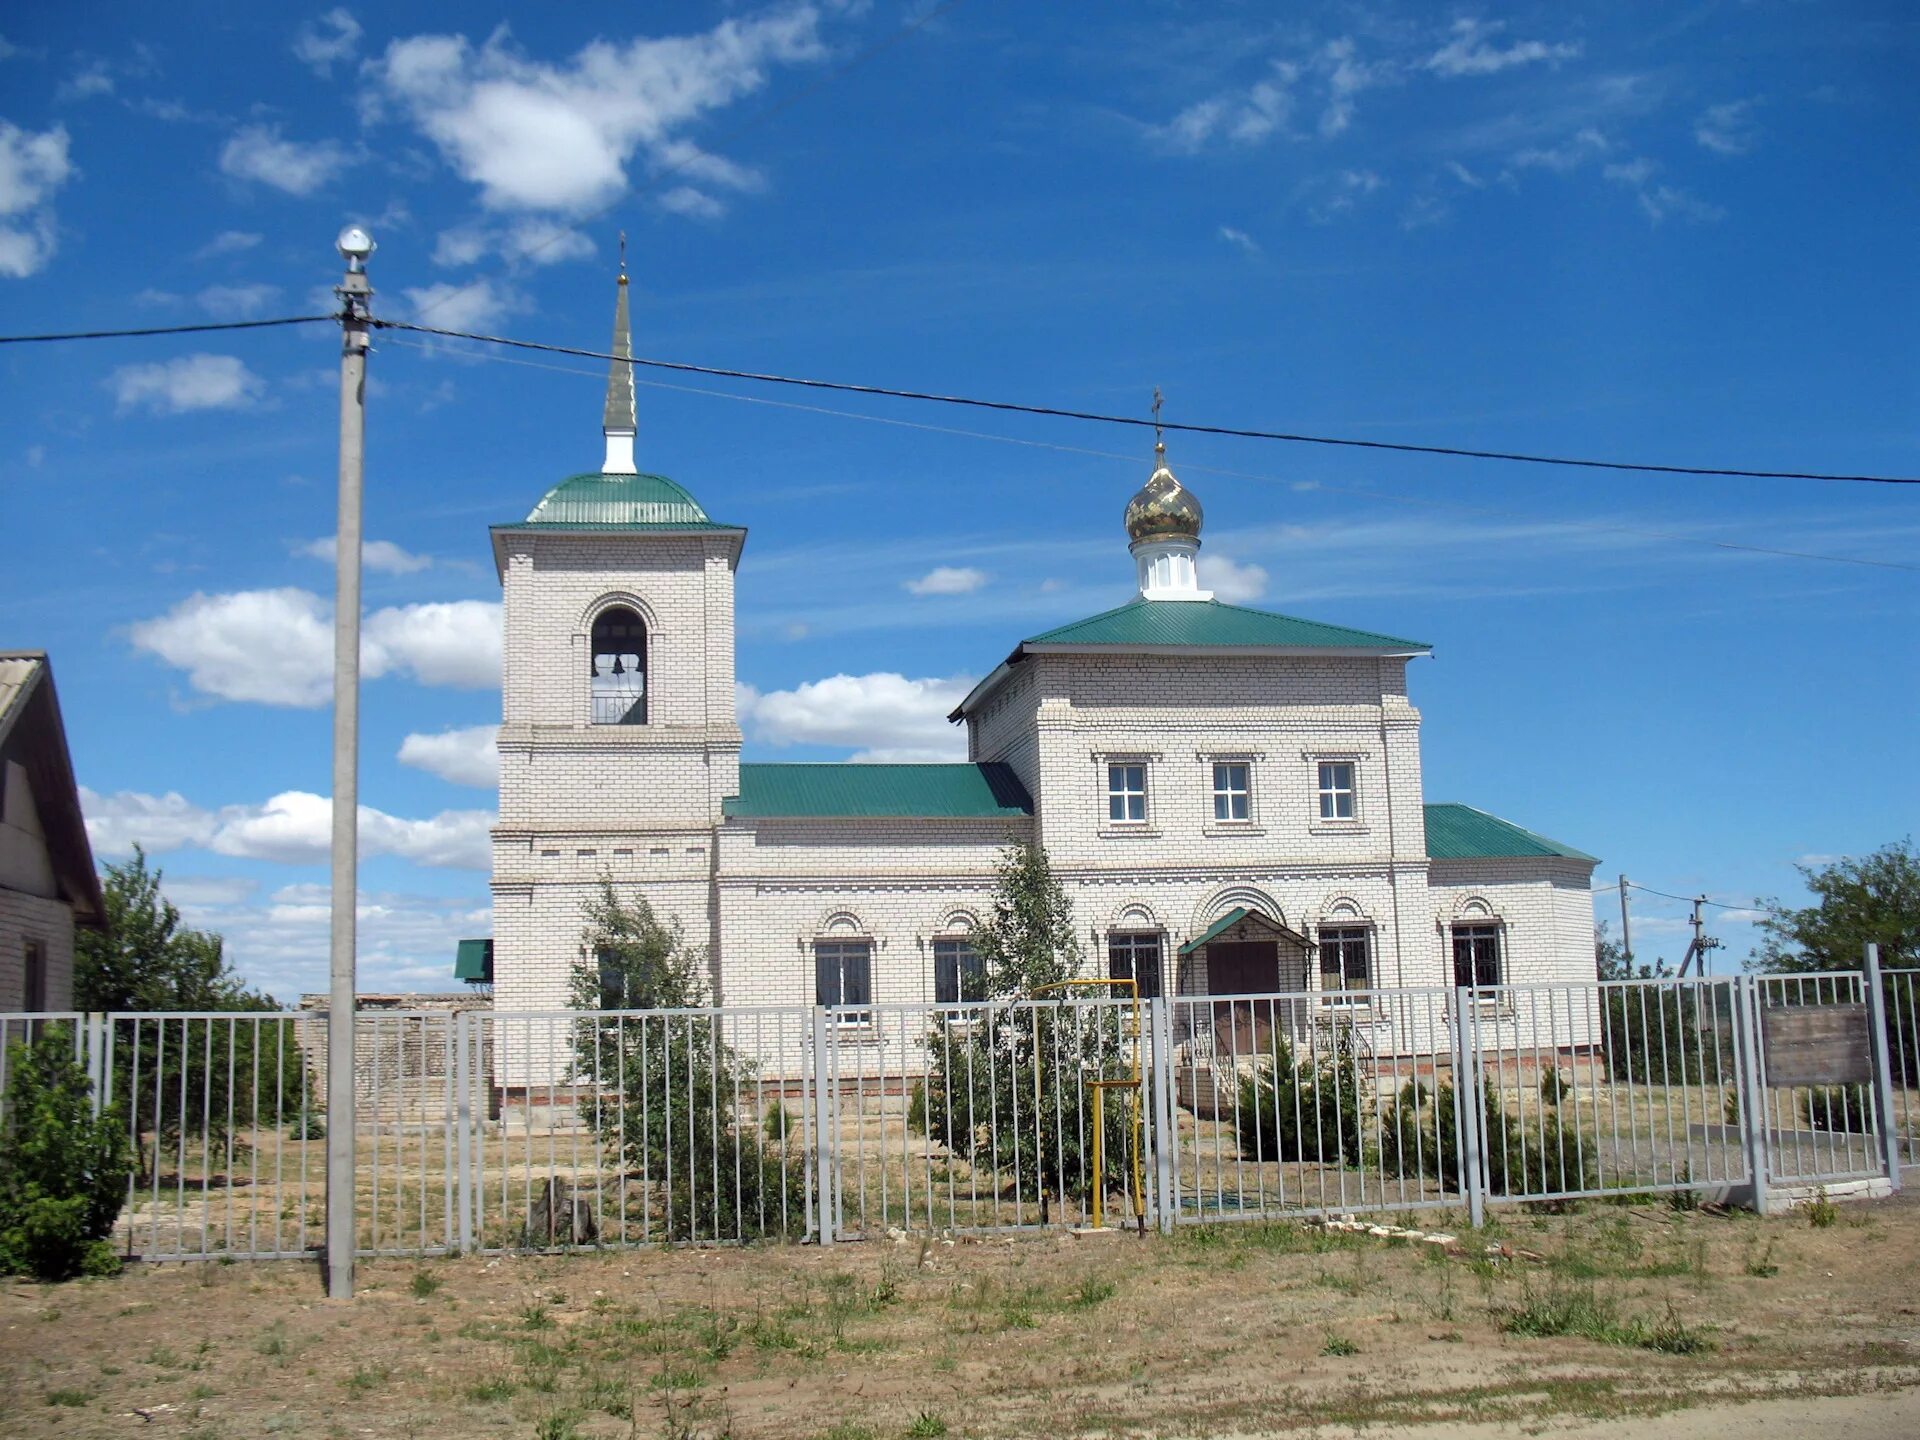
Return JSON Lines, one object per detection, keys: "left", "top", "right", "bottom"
{"left": 1376, "top": 1077, "right": 1597, "bottom": 1199}
{"left": 0, "top": 1026, "right": 133, "bottom": 1280}
{"left": 1234, "top": 1033, "right": 1366, "bottom": 1167}
{"left": 1803, "top": 1084, "right": 1871, "bottom": 1134}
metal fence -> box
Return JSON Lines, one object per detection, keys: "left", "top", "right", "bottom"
{"left": 0, "top": 966, "right": 1906, "bottom": 1263}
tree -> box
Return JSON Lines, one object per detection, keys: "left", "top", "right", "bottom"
{"left": 75, "top": 850, "right": 304, "bottom": 1167}
{"left": 1751, "top": 840, "right": 1918, "bottom": 973}
{"left": 569, "top": 880, "right": 806, "bottom": 1242}
{"left": 921, "top": 843, "right": 1133, "bottom": 1217}
{"left": 0, "top": 1026, "right": 132, "bottom": 1279}
{"left": 76, "top": 847, "right": 277, "bottom": 1012}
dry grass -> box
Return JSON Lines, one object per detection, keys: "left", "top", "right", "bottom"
{"left": 4, "top": 1194, "right": 1920, "bottom": 1438}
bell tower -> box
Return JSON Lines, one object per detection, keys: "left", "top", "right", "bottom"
{"left": 487, "top": 262, "right": 746, "bottom": 1011}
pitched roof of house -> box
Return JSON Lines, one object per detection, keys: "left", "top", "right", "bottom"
{"left": 1423, "top": 803, "right": 1597, "bottom": 863}
{"left": 0, "top": 652, "right": 105, "bottom": 927}
{"left": 952, "top": 598, "right": 1430, "bottom": 718}
{"left": 723, "top": 763, "right": 1034, "bottom": 820}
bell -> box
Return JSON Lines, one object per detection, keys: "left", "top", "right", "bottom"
{"left": 611, "top": 655, "right": 624, "bottom": 675}
{"left": 590, "top": 656, "right": 601, "bottom": 676}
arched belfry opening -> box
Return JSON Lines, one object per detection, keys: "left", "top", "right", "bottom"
{"left": 589, "top": 606, "right": 647, "bottom": 724}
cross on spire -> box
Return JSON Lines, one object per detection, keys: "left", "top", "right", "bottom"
{"left": 1151, "top": 386, "right": 1165, "bottom": 459}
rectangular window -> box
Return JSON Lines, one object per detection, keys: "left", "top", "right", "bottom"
{"left": 1317, "top": 761, "right": 1355, "bottom": 820}
{"left": 1107, "top": 932, "right": 1163, "bottom": 1000}
{"left": 815, "top": 940, "right": 873, "bottom": 1021}
{"left": 1107, "top": 763, "right": 1147, "bottom": 823}
{"left": 932, "top": 938, "right": 984, "bottom": 1006}
{"left": 23, "top": 938, "right": 47, "bottom": 1012}
{"left": 1211, "top": 762, "right": 1250, "bottom": 822}
{"left": 1318, "top": 926, "right": 1371, "bottom": 1003}
{"left": 1452, "top": 924, "right": 1502, "bottom": 989}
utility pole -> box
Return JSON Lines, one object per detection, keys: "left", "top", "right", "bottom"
{"left": 1676, "top": 895, "right": 1722, "bottom": 977}
{"left": 1617, "top": 875, "right": 1632, "bottom": 970}
{"left": 326, "top": 225, "right": 374, "bottom": 1301}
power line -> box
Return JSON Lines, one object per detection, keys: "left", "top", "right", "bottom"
{"left": 378, "top": 331, "right": 1920, "bottom": 574}
{"left": 413, "top": 0, "right": 966, "bottom": 320}
{"left": 0, "top": 315, "right": 337, "bottom": 345}
{"left": 372, "top": 316, "right": 1920, "bottom": 487}
{"left": 1627, "top": 882, "right": 1751, "bottom": 910}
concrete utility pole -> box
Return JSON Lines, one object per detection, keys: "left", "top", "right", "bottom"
{"left": 1677, "top": 896, "right": 1721, "bottom": 977}
{"left": 326, "top": 225, "right": 375, "bottom": 1301}
{"left": 1617, "top": 875, "right": 1632, "bottom": 969}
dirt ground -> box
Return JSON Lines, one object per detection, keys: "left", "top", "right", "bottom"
{"left": 5, "top": 1193, "right": 1920, "bottom": 1440}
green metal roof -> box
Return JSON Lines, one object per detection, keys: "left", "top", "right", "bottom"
{"left": 1423, "top": 804, "right": 1597, "bottom": 863}
{"left": 454, "top": 938, "right": 494, "bottom": 983}
{"left": 1180, "top": 907, "right": 1253, "bottom": 955}
{"left": 511, "top": 472, "right": 734, "bottom": 530}
{"left": 1023, "top": 599, "right": 1429, "bottom": 653}
{"left": 724, "top": 763, "right": 1034, "bottom": 819}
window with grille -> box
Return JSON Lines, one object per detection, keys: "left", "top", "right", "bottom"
{"left": 1452, "top": 923, "right": 1502, "bottom": 989}
{"left": 1107, "top": 763, "right": 1147, "bottom": 823}
{"left": 815, "top": 940, "right": 873, "bottom": 1021}
{"left": 933, "top": 938, "right": 984, "bottom": 1006}
{"left": 1318, "top": 926, "right": 1371, "bottom": 1003}
{"left": 1211, "top": 762, "right": 1250, "bottom": 822}
{"left": 590, "top": 606, "right": 648, "bottom": 725}
{"left": 1107, "top": 932, "right": 1163, "bottom": 999}
{"left": 1317, "top": 761, "right": 1355, "bottom": 820}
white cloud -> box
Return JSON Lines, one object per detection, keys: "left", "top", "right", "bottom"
{"left": 657, "top": 185, "right": 726, "bottom": 220}
{"left": 1425, "top": 19, "right": 1581, "bottom": 78}
{"left": 1154, "top": 59, "right": 1296, "bottom": 153}
{"left": 1601, "top": 159, "right": 1725, "bottom": 224}
{"left": 1510, "top": 127, "right": 1610, "bottom": 172}
{"left": 296, "top": 535, "right": 434, "bottom": 574}
{"left": 82, "top": 786, "right": 492, "bottom": 870}
{"left": 1201, "top": 555, "right": 1269, "bottom": 604}
{"left": 363, "top": 12, "right": 827, "bottom": 215}
{"left": 904, "top": 565, "right": 988, "bottom": 596}
{"left": 1217, "top": 225, "right": 1260, "bottom": 255}
{"left": 363, "top": 601, "right": 502, "bottom": 688}
{"left": 0, "top": 120, "right": 73, "bottom": 278}
{"left": 196, "top": 229, "right": 263, "bottom": 259}
{"left": 110, "top": 353, "right": 264, "bottom": 414}
{"left": 738, "top": 672, "right": 972, "bottom": 762}
{"left": 402, "top": 277, "right": 526, "bottom": 332}
{"left": 129, "top": 588, "right": 501, "bottom": 706}
{"left": 196, "top": 282, "right": 281, "bottom": 319}
{"left": 1695, "top": 99, "right": 1759, "bottom": 156}
{"left": 57, "top": 59, "right": 115, "bottom": 101}
{"left": 432, "top": 218, "right": 595, "bottom": 268}
{"left": 294, "top": 8, "right": 363, "bottom": 76}
{"left": 398, "top": 724, "right": 500, "bottom": 788}
{"left": 219, "top": 123, "right": 352, "bottom": 194}
{"left": 1309, "top": 168, "right": 1385, "bottom": 221}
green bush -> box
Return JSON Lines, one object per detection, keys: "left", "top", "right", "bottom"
{"left": 0, "top": 1026, "right": 132, "bottom": 1280}
{"left": 1233, "top": 1034, "right": 1366, "bottom": 1166}
{"left": 1803, "top": 1084, "right": 1871, "bottom": 1133}
{"left": 1376, "top": 1076, "right": 1597, "bottom": 1200}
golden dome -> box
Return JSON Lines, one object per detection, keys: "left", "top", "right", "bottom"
{"left": 1124, "top": 443, "right": 1203, "bottom": 544}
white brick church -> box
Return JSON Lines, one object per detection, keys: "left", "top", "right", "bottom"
{"left": 483, "top": 275, "right": 1598, "bottom": 1018}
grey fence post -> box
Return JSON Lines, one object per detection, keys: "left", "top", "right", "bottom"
{"left": 1451, "top": 986, "right": 1486, "bottom": 1228}
{"left": 1734, "top": 975, "right": 1772, "bottom": 1215}
{"left": 455, "top": 1010, "right": 475, "bottom": 1251}
{"left": 810, "top": 1007, "right": 835, "bottom": 1246}
{"left": 84, "top": 1014, "right": 106, "bottom": 1118}
{"left": 1863, "top": 943, "right": 1904, "bottom": 1190}
{"left": 1148, "top": 996, "right": 1177, "bottom": 1234}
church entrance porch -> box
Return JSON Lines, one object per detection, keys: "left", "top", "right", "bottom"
{"left": 1173, "top": 908, "right": 1314, "bottom": 1117}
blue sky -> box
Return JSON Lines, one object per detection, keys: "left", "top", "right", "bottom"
{"left": 2, "top": 2, "right": 1914, "bottom": 998}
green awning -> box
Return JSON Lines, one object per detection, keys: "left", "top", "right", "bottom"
{"left": 454, "top": 938, "right": 494, "bottom": 983}
{"left": 1180, "top": 907, "right": 1253, "bottom": 956}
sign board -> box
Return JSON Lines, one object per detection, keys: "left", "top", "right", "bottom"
{"left": 1760, "top": 1003, "right": 1872, "bottom": 1088}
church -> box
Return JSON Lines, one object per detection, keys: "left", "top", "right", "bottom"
{"left": 483, "top": 273, "right": 1599, "bottom": 1021}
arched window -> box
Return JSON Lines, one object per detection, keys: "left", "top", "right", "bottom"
{"left": 589, "top": 606, "right": 647, "bottom": 725}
